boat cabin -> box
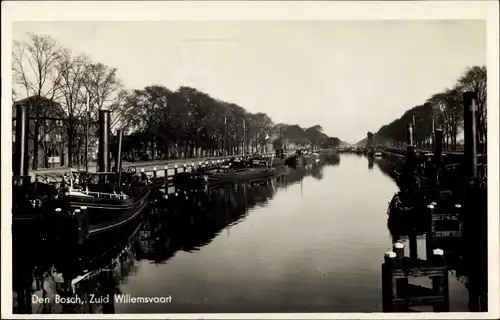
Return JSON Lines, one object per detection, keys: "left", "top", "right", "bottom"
{"left": 64, "top": 171, "right": 149, "bottom": 200}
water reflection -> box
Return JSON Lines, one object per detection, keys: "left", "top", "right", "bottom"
{"left": 375, "top": 157, "right": 397, "bottom": 180}
{"left": 13, "top": 218, "right": 144, "bottom": 314}
{"left": 12, "top": 153, "right": 472, "bottom": 314}
{"left": 141, "top": 181, "right": 277, "bottom": 263}
{"left": 12, "top": 160, "right": 325, "bottom": 314}
{"left": 368, "top": 158, "right": 374, "bottom": 170}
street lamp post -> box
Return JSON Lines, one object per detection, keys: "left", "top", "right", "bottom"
{"left": 411, "top": 112, "right": 416, "bottom": 148}
{"left": 431, "top": 104, "right": 444, "bottom": 151}
{"left": 77, "top": 136, "right": 81, "bottom": 171}
{"left": 223, "top": 116, "right": 227, "bottom": 157}
{"left": 85, "top": 93, "right": 90, "bottom": 172}
{"left": 243, "top": 119, "right": 246, "bottom": 157}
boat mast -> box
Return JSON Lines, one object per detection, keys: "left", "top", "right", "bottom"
{"left": 116, "top": 129, "right": 124, "bottom": 187}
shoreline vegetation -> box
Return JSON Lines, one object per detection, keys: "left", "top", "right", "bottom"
{"left": 12, "top": 32, "right": 342, "bottom": 170}
{"left": 359, "top": 65, "right": 487, "bottom": 151}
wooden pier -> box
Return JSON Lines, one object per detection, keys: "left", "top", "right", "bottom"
{"left": 382, "top": 243, "right": 449, "bottom": 312}
{"left": 381, "top": 91, "right": 488, "bottom": 312}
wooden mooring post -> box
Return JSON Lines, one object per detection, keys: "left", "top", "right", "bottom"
{"left": 382, "top": 241, "right": 449, "bottom": 312}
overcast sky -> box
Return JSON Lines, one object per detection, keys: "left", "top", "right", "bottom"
{"left": 12, "top": 20, "right": 485, "bottom": 143}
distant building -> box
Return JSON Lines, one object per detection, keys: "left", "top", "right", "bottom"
{"left": 12, "top": 95, "right": 101, "bottom": 169}
{"left": 12, "top": 96, "right": 69, "bottom": 168}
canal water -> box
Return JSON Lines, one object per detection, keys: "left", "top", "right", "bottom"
{"left": 13, "top": 154, "right": 470, "bottom": 314}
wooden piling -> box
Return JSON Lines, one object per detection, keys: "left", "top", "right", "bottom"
{"left": 102, "top": 270, "right": 115, "bottom": 314}
{"left": 393, "top": 242, "right": 404, "bottom": 259}
{"left": 382, "top": 251, "right": 397, "bottom": 311}
{"left": 425, "top": 203, "right": 436, "bottom": 258}
{"left": 14, "top": 103, "right": 30, "bottom": 180}
{"left": 98, "top": 109, "right": 111, "bottom": 173}
{"left": 381, "top": 242, "right": 450, "bottom": 312}
{"left": 409, "top": 228, "right": 418, "bottom": 261}
{"left": 430, "top": 249, "right": 449, "bottom": 312}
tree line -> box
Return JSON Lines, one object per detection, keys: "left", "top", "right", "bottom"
{"left": 116, "top": 86, "right": 341, "bottom": 161}
{"left": 364, "top": 65, "right": 487, "bottom": 151}
{"left": 12, "top": 33, "right": 342, "bottom": 169}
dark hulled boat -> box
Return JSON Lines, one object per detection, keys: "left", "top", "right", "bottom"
{"left": 12, "top": 175, "right": 62, "bottom": 245}
{"left": 51, "top": 171, "right": 150, "bottom": 244}
{"left": 44, "top": 110, "right": 150, "bottom": 245}
{"left": 196, "top": 156, "right": 278, "bottom": 184}
{"left": 303, "top": 154, "right": 319, "bottom": 164}
{"left": 250, "top": 153, "right": 285, "bottom": 167}
{"left": 11, "top": 103, "right": 62, "bottom": 243}
{"left": 367, "top": 147, "right": 375, "bottom": 158}
{"left": 204, "top": 167, "right": 277, "bottom": 183}
{"left": 173, "top": 156, "right": 279, "bottom": 188}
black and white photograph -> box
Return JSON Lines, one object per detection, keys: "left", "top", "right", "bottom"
{"left": 1, "top": 1, "right": 499, "bottom": 319}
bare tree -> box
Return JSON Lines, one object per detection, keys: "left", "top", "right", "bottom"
{"left": 427, "top": 92, "right": 452, "bottom": 149}
{"left": 82, "top": 62, "right": 123, "bottom": 132}
{"left": 457, "top": 66, "right": 487, "bottom": 150}
{"left": 109, "top": 89, "right": 135, "bottom": 132}
{"left": 55, "top": 50, "right": 91, "bottom": 166}
{"left": 442, "top": 87, "right": 464, "bottom": 150}
{"left": 12, "top": 89, "right": 18, "bottom": 103}
{"left": 12, "top": 33, "right": 64, "bottom": 169}
{"left": 123, "top": 86, "right": 170, "bottom": 155}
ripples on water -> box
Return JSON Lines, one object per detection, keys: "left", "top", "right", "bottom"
{"left": 12, "top": 154, "right": 470, "bottom": 314}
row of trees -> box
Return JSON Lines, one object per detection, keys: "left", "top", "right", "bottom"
{"left": 368, "top": 66, "right": 487, "bottom": 151}
{"left": 12, "top": 33, "right": 342, "bottom": 169}
{"left": 119, "top": 86, "right": 342, "bottom": 160}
